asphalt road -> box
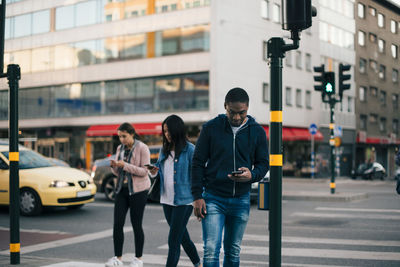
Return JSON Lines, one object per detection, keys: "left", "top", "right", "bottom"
{"left": 0, "top": 177, "right": 399, "bottom": 267}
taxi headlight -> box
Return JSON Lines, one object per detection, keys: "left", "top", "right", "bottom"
{"left": 49, "top": 180, "right": 71, "bottom": 188}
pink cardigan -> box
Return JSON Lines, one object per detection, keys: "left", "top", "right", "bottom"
{"left": 111, "top": 140, "right": 151, "bottom": 193}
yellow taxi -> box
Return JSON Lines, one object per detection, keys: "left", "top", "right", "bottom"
{"left": 0, "top": 143, "right": 96, "bottom": 216}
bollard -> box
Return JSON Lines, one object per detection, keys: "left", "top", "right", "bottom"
{"left": 258, "top": 178, "right": 270, "bottom": 210}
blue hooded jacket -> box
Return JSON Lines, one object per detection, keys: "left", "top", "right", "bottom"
{"left": 191, "top": 114, "right": 269, "bottom": 199}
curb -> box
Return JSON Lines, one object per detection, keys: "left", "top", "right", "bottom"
{"left": 283, "top": 191, "right": 368, "bottom": 202}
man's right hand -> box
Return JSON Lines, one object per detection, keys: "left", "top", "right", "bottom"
{"left": 193, "top": 199, "right": 207, "bottom": 221}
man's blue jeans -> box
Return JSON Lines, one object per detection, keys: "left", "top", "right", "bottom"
{"left": 202, "top": 191, "right": 250, "bottom": 267}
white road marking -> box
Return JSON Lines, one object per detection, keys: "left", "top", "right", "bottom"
{"left": 292, "top": 212, "right": 400, "bottom": 220}
{"left": 0, "top": 226, "right": 70, "bottom": 235}
{"left": 316, "top": 207, "right": 400, "bottom": 213}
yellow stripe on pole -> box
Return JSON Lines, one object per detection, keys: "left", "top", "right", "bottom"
{"left": 270, "top": 154, "right": 283, "bottom": 166}
{"left": 10, "top": 243, "right": 20, "bottom": 253}
{"left": 9, "top": 152, "right": 19, "bottom": 161}
{"left": 329, "top": 123, "right": 335, "bottom": 129}
{"left": 270, "top": 111, "right": 282, "bottom": 122}
{"left": 330, "top": 183, "right": 336, "bottom": 189}
{"left": 259, "top": 183, "right": 264, "bottom": 209}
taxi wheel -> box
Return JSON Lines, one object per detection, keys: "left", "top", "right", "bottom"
{"left": 103, "top": 176, "right": 116, "bottom": 202}
{"left": 20, "top": 188, "right": 42, "bottom": 216}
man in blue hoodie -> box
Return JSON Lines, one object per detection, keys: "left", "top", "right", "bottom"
{"left": 192, "top": 87, "right": 269, "bottom": 267}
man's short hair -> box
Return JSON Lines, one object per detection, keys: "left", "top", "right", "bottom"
{"left": 225, "top": 87, "right": 249, "bottom": 105}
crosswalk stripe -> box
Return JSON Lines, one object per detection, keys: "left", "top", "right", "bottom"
{"left": 315, "top": 207, "right": 400, "bottom": 213}
{"left": 292, "top": 212, "right": 400, "bottom": 220}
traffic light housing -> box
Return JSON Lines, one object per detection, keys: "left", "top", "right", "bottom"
{"left": 282, "top": 0, "right": 317, "bottom": 32}
{"left": 324, "top": 72, "right": 335, "bottom": 95}
{"left": 313, "top": 64, "right": 325, "bottom": 91}
{"left": 339, "top": 63, "right": 351, "bottom": 100}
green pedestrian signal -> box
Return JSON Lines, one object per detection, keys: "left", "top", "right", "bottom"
{"left": 324, "top": 72, "right": 335, "bottom": 95}
{"left": 325, "top": 82, "right": 333, "bottom": 93}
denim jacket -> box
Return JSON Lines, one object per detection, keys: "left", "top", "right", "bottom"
{"left": 155, "top": 142, "right": 195, "bottom": 206}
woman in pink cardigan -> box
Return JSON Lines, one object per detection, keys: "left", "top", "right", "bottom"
{"left": 105, "top": 122, "right": 151, "bottom": 267}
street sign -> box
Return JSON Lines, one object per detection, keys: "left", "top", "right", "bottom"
{"left": 309, "top": 123, "right": 317, "bottom": 135}
{"left": 334, "top": 125, "right": 342, "bottom": 137}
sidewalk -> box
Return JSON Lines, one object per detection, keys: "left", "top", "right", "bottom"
{"left": 0, "top": 177, "right": 372, "bottom": 267}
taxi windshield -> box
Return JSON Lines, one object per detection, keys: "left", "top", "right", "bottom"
{"left": 2, "top": 150, "right": 53, "bottom": 169}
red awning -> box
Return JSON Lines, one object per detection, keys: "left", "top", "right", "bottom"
{"left": 356, "top": 135, "right": 400, "bottom": 144}
{"left": 262, "top": 126, "right": 323, "bottom": 141}
{"left": 86, "top": 123, "right": 162, "bottom": 137}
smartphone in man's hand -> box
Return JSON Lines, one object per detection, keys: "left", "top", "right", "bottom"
{"left": 231, "top": 170, "right": 244, "bottom": 176}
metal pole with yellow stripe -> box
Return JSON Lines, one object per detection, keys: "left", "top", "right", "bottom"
{"left": 267, "top": 35, "right": 298, "bottom": 267}
{"left": 8, "top": 64, "right": 21, "bottom": 265}
{"left": 329, "top": 108, "right": 336, "bottom": 194}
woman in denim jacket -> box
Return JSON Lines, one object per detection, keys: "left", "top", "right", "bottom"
{"left": 147, "top": 115, "right": 201, "bottom": 267}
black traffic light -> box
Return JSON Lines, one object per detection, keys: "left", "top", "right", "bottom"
{"left": 313, "top": 64, "right": 325, "bottom": 91}
{"left": 339, "top": 63, "right": 351, "bottom": 99}
{"left": 324, "top": 72, "right": 335, "bottom": 95}
{"left": 282, "top": 0, "right": 317, "bottom": 32}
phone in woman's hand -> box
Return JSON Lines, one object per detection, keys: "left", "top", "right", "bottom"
{"left": 144, "top": 164, "right": 156, "bottom": 170}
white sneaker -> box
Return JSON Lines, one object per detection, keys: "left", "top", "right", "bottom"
{"left": 130, "top": 257, "right": 143, "bottom": 267}
{"left": 105, "top": 256, "right": 123, "bottom": 267}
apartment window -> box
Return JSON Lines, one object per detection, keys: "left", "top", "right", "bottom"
{"left": 296, "top": 89, "right": 302, "bottom": 107}
{"left": 14, "top": 13, "right": 32, "bottom": 38}
{"left": 391, "top": 44, "right": 398, "bottom": 59}
{"left": 263, "top": 41, "right": 268, "bottom": 61}
{"left": 378, "top": 39, "right": 385, "bottom": 53}
{"left": 360, "top": 114, "right": 367, "bottom": 130}
{"left": 393, "top": 69, "right": 399, "bottom": 83}
{"left": 369, "top": 6, "right": 376, "bottom": 16}
{"left": 305, "top": 53, "right": 311, "bottom": 71}
{"left": 358, "top": 31, "right": 365, "bottom": 46}
{"left": 357, "top": 3, "right": 365, "bottom": 18}
{"left": 369, "top": 59, "right": 378, "bottom": 72}
{"left": 379, "top": 117, "right": 386, "bottom": 132}
{"left": 272, "top": 3, "right": 280, "bottom": 23}
{"left": 305, "top": 90, "right": 312, "bottom": 109}
{"left": 76, "top": 1, "right": 97, "bottom": 27}
{"left": 56, "top": 5, "right": 75, "bottom": 30}
{"left": 370, "top": 87, "right": 378, "bottom": 97}
{"left": 285, "top": 87, "right": 292, "bottom": 106}
{"left": 359, "top": 86, "right": 367, "bottom": 102}
{"left": 263, "top": 83, "right": 269, "bottom": 103}
{"left": 380, "top": 90, "right": 386, "bottom": 106}
{"left": 379, "top": 65, "right": 386, "bottom": 80}
{"left": 261, "top": 0, "right": 269, "bottom": 19}
{"left": 295, "top": 51, "right": 302, "bottom": 69}
{"left": 32, "top": 10, "right": 50, "bottom": 35}
{"left": 359, "top": 58, "right": 367, "bottom": 73}
{"left": 369, "top": 33, "right": 377, "bottom": 43}
{"left": 393, "top": 94, "right": 399, "bottom": 110}
{"left": 285, "top": 51, "right": 292, "bottom": 67}
{"left": 370, "top": 114, "right": 378, "bottom": 123}
{"left": 347, "top": 96, "right": 353, "bottom": 113}
{"left": 378, "top": 13, "right": 385, "bottom": 28}
{"left": 391, "top": 20, "right": 397, "bottom": 34}
{"left": 393, "top": 119, "right": 399, "bottom": 134}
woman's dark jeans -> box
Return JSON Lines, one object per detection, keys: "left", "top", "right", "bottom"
{"left": 163, "top": 204, "right": 201, "bottom": 267}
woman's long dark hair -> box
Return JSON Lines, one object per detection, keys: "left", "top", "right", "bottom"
{"left": 162, "top": 115, "right": 187, "bottom": 158}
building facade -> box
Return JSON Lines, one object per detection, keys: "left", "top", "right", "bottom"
{"left": 0, "top": 0, "right": 344, "bottom": 176}
{"left": 355, "top": 0, "right": 400, "bottom": 177}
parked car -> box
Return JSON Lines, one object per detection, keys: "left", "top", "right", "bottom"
{"left": 91, "top": 146, "right": 161, "bottom": 202}
{"left": 250, "top": 171, "right": 270, "bottom": 203}
{"left": 351, "top": 162, "right": 386, "bottom": 180}
{"left": 47, "top": 157, "right": 70, "bottom": 167}
{"left": 0, "top": 144, "right": 96, "bottom": 216}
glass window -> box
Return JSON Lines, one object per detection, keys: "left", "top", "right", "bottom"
{"left": 378, "top": 39, "right": 385, "bottom": 53}
{"left": 319, "top": 22, "right": 328, "bottom": 42}
{"left": 14, "top": 13, "right": 32, "bottom": 38}
{"left": 391, "top": 44, "right": 398, "bottom": 59}
{"left": 121, "top": 34, "right": 146, "bottom": 59}
{"left": 360, "top": 114, "right": 367, "bottom": 130}
{"left": 285, "top": 87, "right": 292, "bottom": 106}
{"left": 285, "top": 51, "right": 292, "bottom": 66}
{"left": 370, "top": 87, "right": 378, "bottom": 97}
{"left": 75, "top": 40, "right": 98, "bottom": 66}
{"left": 272, "top": 3, "right": 280, "bottom": 23}
{"left": 261, "top": 0, "right": 269, "bottom": 19}
{"left": 32, "top": 10, "right": 50, "bottom": 34}
{"left": 391, "top": 20, "right": 398, "bottom": 34}
{"left": 104, "top": 36, "right": 123, "bottom": 61}
{"left": 370, "top": 114, "right": 378, "bottom": 123}
{"left": 263, "top": 83, "right": 269, "bottom": 103}
{"left": 56, "top": 5, "right": 75, "bottom": 30}
{"left": 379, "top": 65, "right": 386, "bottom": 80}
{"left": 54, "top": 44, "right": 77, "bottom": 69}
{"left": 359, "top": 86, "right": 366, "bottom": 102}
{"left": 5, "top": 18, "right": 11, "bottom": 40}
{"left": 357, "top": 3, "right": 365, "bottom": 18}
{"left": 358, "top": 31, "right": 365, "bottom": 46}
{"left": 76, "top": 1, "right": 97, "bottom": 27}
{"left": 393, "top": 119, "right": 399, "bottom": 134}
{"left": 181, "top": 25, "right": 210, "bottom": 53}
{"left": 296, "top": 89, "right": 302, "bottom": 107}
{"left": 392, "top": 69, "right": 399, "bottom": 83}
{"left": 380, "top": 91, "right": 386, "bottom": 106}
{"left": 369, "top": 59, "right": 378, "bottom": 73}
{"left": 295, "top": 51, "right": 302, "bottom": 69}
{"left": 347, "top": 96, "right": 353, "bottom": 113}
{"left": 378, "top": 13, "right": 385, "bottom": 28}
{"left": 393, "top": 94, "right": 399, "bottom": 110}
{"left": 31, "top": 47, "right": 51, "bottom": 72}
{"left": 263, "top": 41, "right": 268, "bottom": 61}
{"left": 81, "top": 82, "right": 102, "bottom": 116}
{"left": 369, "top": 33, "right": 376, "bottom": 43}
{"left": 305, "top": 53, "right": 311, "bottom": 71}
{"left": 379, "top": 117, "right": 386, "bottom": 132}
{"left": 157, "top": 28, "right": 180, "bottom": 56}
{"left": 359, "top": 58, "right": 366, "bottom": 73}
{"left": 12, "top": 50, "right": 31, "bottom": 73}
{"left": 305, "top": 91, "right": 311, "bottom": 109}
{"left": 369, "top": 6, "right": 376, "bottom": 16}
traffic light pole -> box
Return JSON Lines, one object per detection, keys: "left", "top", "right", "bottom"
{"left": 329, "top": 99, "right": 336, "bottom": 194}
{"left": 267, "top": 33, "right": 299, "bottom": 267}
